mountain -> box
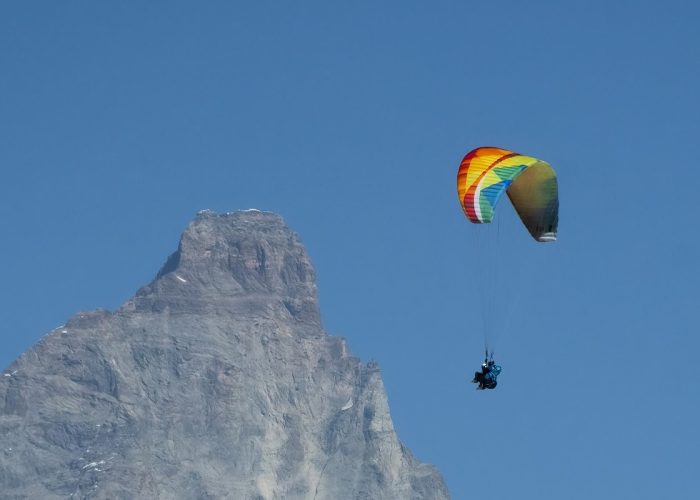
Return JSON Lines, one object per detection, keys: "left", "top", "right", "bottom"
{"left": 0, "top": 210, "right": 449, "bottom": 500}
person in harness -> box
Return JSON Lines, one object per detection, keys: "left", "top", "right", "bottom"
{"left": 471, "top": 352, "right": 501, "bottom": 390}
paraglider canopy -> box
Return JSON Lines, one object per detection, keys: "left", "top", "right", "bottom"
{"left": 457, "top": 147, "right": 559, "bottom": 242}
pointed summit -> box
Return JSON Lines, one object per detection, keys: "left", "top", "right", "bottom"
{"left": 125, "top": 210, "right": 322, "bottom": 333}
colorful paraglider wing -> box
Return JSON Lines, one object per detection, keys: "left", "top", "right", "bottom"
{"left": 457, "top": 147, "right": 558, "bottom": 242}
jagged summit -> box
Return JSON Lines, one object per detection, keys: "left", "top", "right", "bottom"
{"left": 126, "top": 209, "right": 322, "bottom": 332}
{"left": 0, "top": 210, "right": 449, "bottom": 499}
{"left": 157, "top": 210, "right": 295, "bottom": 281}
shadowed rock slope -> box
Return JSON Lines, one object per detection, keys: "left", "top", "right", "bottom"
{"left": 0, "top": 210, "right": 449, "bottom": 499}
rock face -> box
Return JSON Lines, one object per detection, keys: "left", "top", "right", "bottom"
{"left": 0, "top": 210, "right": 449, "bottom": 500}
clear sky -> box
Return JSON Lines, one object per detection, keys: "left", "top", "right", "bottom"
{"left": 2, "top": 1, "right": 699, "bottom": 498}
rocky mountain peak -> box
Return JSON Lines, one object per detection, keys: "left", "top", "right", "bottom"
{"left": 126, "top": 209, "right": 322, "bottom": 331}
{"left": 0, "top": 210, "right": 449, "bottom": 499}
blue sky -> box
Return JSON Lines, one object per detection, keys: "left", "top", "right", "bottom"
{"left": 2, "top": 1, "right": 699, "bottom": 498}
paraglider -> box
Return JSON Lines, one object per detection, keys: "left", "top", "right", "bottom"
{"left": 471, "top": 351, "right": 501, "bottom": 390}
{"left": 457, "top": 147, "right": 559, "bottom": 390}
